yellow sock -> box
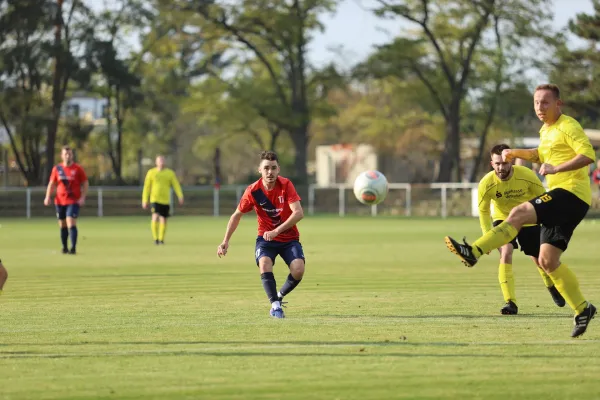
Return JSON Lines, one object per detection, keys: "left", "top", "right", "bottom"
{"left": 159, "top": 222, "right": 166, "bottom": 241}
{"left": 537, "top": 267, "right": 554, "bottom": 288}
{"left": 498, "top": 263, "right": 516, "bottom": 303}
{"left": 472, "top": 221, "right": 519, "bottom": 257}
{"left": 151, "top": 220, "right": 159, "bottom": 241}
{"left": 548, "top": 263, "right": 587, "bottom": 314}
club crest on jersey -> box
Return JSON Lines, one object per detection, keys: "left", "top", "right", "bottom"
{"left": 496, "top": 191, "right": 502, "bottom": 198}
{"left": 278, "top": 195, "right": 284, "bottom": 203}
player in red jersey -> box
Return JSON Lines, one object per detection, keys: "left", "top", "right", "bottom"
{"left": 44, "top": 146, "right": 89, "bottom": 254}
{"left": 217, "top": 151, "right": 305, "bottom": 318}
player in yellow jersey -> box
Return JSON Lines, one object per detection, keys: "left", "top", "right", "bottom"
{"left": 478, "top": 144, "right": 565, "bottom": 315}
{"left": 445, "top": 84, "right": 596, "bottom": 337}
{"left": 142, "top": 155, "right": 184, "bottom": 245}
{"left": 0, "top": 259, "right": 7, "bottom": 296}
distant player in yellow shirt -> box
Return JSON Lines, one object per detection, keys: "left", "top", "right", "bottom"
{"left": 142, "top": 155, "right": 184, "bottom": 245}
{"left": 0, "top": 259, "right": 7, "bottom": 296}
{"left": 446, "top": 84, "right": 596, "bottom": 337}
{"left": 478, "top": 144, "right": 565, "bottom": 315}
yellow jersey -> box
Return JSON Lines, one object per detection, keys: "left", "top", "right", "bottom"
{"left": 478, "top": 165, "right": 546, "bottom": 234}
{"left": 538, "top": 114, "right": 596, "bottom": 205}
{"left": 142, "top": 167, "right": 184, "bottom": 205}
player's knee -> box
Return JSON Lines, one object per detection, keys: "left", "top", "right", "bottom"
{"left": 258, "top": 257, "right": 274, "bottom": 273}
{"left": 58, "top": 220, "right": 67, "bottom": 228}
{"left": 66, "top": 217, "right": 77, "bottom": 228}
{"left": 506, "top": 203, "right": 536, "bottom": 228}
{"left": 289, "top": 259, "right": 305, "bottom": 279}
{"left": 499, "top": 250, "right": 512, "bottom": 265}
{"left": 538, "top": 255, "right": 559, "bottom": 272}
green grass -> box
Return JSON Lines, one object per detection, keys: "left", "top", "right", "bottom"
{"left": 1, "top": 216, "right": 600, "bottom": 400}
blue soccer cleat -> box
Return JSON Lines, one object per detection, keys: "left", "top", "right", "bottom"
{"left": 270, "top": 307, "right": 285, "bottom": 319}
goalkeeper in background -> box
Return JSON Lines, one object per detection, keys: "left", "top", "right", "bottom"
{"left": 478, "top": 144, "right": 565, "bottom": 315}
{"left": 142, "top": 155, "right": 184, "bottom": 245}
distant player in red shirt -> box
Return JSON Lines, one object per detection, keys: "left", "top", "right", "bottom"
{"left": 217, "top": 151, "right": 305, "bottom": 318}
{"left": 44, "top": 145, "right": 89, "bottom": 254}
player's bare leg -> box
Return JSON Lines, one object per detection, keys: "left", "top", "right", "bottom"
{"left": 259, "top": 257, "right": 284, "bottom": 318}
{"left": 158, "top": 215, "right": 167, "bottom": 244}
{"left": 0, "top": 260, "right": 7, "bottom": 295}
{"left": 58, "top": 218, "right": 69, "bottom": 254}
{"left": 66, "top": 216, "right": 78, "bottom": 254}
{"left": 498, "top": 244, "right": 518, "bottom": 315}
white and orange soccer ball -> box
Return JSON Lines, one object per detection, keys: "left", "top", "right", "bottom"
{"left": 353, "top": 170, "right": 389, "bottom": 205}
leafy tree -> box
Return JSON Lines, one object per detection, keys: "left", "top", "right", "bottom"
{"left": 0, "top": 0, "right": 94, "bottom": 184}
{"left": 362, "top": 0, "right": 554, "bottom": 182}
{"left": 182, "top": 0, "right": 340, "bottom": 184}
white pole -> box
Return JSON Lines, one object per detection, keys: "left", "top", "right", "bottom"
{"left": 406, "top": 184, "right": 412, "bottom": 217}
{"left": 97, "top": 188, "right": 103, "bottom": 217}
{"left": 371, "top": 204, "right": 377, "bottom": 216}
{"left": 308, "top": 184, "right": 315, "bottom": 215}
{"left": 213, "top": 187, "right": 219, "bottom": 217}
{"left": 169, "top": 188, "right": 174, "bottom": 216}
{"left": 338, "top": 186, "right": 345, "bottom": 217}
{"left": 441, "top": 185, "right": 447, "bottom": 219}
{"left": 26, "top": 188, "right": 31, "bottom": 219}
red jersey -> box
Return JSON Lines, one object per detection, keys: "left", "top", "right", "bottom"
{"left": 49, "top": 163, "right": 88, "bottom": 205}
{"left": 238, "top": 176, "right": 302, "bottom": 242}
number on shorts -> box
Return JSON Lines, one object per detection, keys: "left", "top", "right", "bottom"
{"left": 539, "top": 194, "right": 553, "bottom": 203}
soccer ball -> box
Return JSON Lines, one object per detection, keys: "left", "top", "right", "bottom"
{"left": 353, "top": 170, "right": 389, "bottom": 205}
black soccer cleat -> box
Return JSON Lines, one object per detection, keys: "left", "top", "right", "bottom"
{"left": 572, "top": 303, "right": 596, "bottom": 338}
{"left": 548, "top": 285, "right": 566, "bottom": 307}
{"left": 445, "top": 236, "right": 479, "bottom": 267}
{"left": 159, "top": 240, "right": 164, "bottom": 245}
{"left": 69, "top": 248, "right": 76, "bottom": 255}
{"left": 501, "top": 301, "right": 518, "bottom": 315}
{"left": 155, "top": 240, "right": 159, "bottom": 245}
{"left": 62, "top": 248, "right": 69, "bottom": 254}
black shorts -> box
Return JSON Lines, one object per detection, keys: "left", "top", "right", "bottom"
{"left": 529, "top": 188, "right": 589, "bottom": 252}
{"left": 493, "top": 220, "right": 540, "bottom": 258}
{"left": 150, "top": 202, "right": 170, "bottom": 218}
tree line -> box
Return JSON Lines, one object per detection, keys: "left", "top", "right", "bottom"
{"left": 1, "top": 0, "right": 599, "bottom": 186}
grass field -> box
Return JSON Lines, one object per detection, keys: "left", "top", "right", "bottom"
{"left": 1, "top": 215, "right": 600, "bottom": 400}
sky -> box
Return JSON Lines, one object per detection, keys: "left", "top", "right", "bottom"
{"left": 307, "top": 0, "right": 597, "bottom": 68}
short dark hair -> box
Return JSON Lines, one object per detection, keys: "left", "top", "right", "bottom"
{"left": 535, "top": 83, "right": 560, "bottom": 99}
{"left": 260, "top": 151, "right": 278, "bottom": 163}
{"left": 490, "top": 144, "right": 510, "bottom": 158}
{"left": 61, "top": 145, "right": 72, "bottom": 152}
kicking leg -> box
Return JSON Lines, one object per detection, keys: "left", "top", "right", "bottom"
{"left": 445, "top": 202, "right": 537, "bottom": 267}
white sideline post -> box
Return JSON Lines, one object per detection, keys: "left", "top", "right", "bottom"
{"left": 406, "top": 184, "right": 412, "bottom": 216}
{"left": 338, "top": 186, "right": 345, "bottom": 217}
{"left": 98, "top": 188, "right": 103, "bottom": 217}
{"left": 213, "top": 187, "right": 219, "bottom": 217}
{"left": 371, "top": 204, "right": 377, "bottom": 216}
{"left": 441, "top": 184, "right": 447, "bottom": 219}
{"left": 308, "top": 184, "right": 315, "bottom": 215}
{"left": 235, "top": 185, "right": 244, "bottom": 204}
{"left": 26, "top": 188, "right": 31, "bottom": 219}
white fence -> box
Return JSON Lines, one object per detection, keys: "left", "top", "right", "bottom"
{"left": 0, "top": 183, "right": 485, "bottom": 219}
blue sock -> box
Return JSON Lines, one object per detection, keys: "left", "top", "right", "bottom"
{"left": 69, "top": 226, "right": 78, "bottom": 250}
{"left": 60, "top": 227, "right": 69, "bottom": 250}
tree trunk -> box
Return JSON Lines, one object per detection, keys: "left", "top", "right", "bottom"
{"left": 46, "top": 0, "right": 64, "bottom": 184}
{"left": 290, "top": 125, "right": 309, "bottom": 184}
{"left": 437, "top": 125, "right": 454, "bottom": 182}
